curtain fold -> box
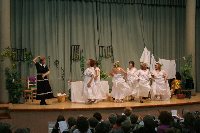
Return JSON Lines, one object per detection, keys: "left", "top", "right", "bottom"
{"left": 11, "top": 0, "right": 187, "bottom": 94}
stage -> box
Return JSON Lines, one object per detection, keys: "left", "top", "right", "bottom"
{"left": 0, "top": 93, "right": 199, "bottom": 111}
{"left": 0, "top": 94, "right": 200, "bottom": 133}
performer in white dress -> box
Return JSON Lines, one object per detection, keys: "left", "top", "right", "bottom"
{"left": 83, "top": 59, "right": 97, "bottom": 104}
{"left": 126, "top": 61, "right": 138, "bottom": 100}
{"left": 94, "top": 62, "right": 104, "bottom": 101}
{"left": 136, "top": 63, "right": 151, "bottom": 103}
{"left": 110, "top": 61, "right": 131, "bottom": 103}
{"left": 151, "top": 62, "right": 171, "bottom": 100}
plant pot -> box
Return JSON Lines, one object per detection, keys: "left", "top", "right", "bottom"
{"left": 57, "top": 96, "right": 66, "bottom": 103}
{"left": 185, "top": 79, "right": 194, "bottom": 90}
{"left": 176, "top": 94, "right": 185, "bottom": 99}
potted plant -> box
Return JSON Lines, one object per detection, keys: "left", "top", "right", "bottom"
{"left": 1, "top": 47, "right": 33, "bottom": 103}
{"left": 180, "top": 55, "right": 194, "bottom": 98}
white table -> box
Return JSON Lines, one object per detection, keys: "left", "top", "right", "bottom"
{"left": 70, "top": 81, "right": 109, "bottom": 103}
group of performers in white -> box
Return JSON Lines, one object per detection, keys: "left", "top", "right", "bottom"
{"left": 83, "top": 59, "right": 171, "bottom": 104}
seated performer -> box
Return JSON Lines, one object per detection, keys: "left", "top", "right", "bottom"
{"left": 33, "top": 56, "right": 54, "bottom": 105}
{"left": 83, "top": 59, "right": 97, "bottom": 104}
{"left": 136, "top": 63, "right": 151, "bottom": 103}
{"left": 110, "top": 61, "right": 131, "bottom": 103}
{"left": 126, "top": 61, "right": 138, "bottom": 100}
{"left": 151, "top": 62, "right": 171, "bottom": 100}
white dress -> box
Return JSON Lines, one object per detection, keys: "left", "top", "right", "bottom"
{"left": 111, "top": 73, "right": 131, "bottom": 100}
{"left": 136, "top": 69, "right": 151, "bottom": 97}
{"left": 94, "top": 67, "right": 106, "bottom": 100}
{"left": 83, "top": 67, "right": 97, "bottom": 100}
{"left": 151, "top": 70, "right": 171, "bottom": 100}
{"left": 127, "top": 67, "right": 138, "bottom": 96}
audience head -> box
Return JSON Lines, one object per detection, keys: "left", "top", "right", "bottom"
{"left": 124, "top": 107, "right": 133, "bottom": 117}
{"left": 88, "top": 117, "right": 99, "bottom": 129}
{"left": 57, "top": 115, "right": 65, "bottom": 121}
{"left": 194, "top": 118, "right": 200, "bottom": 133}
{"left": 95, "top": 121, "right": 110, "bottom": 133}
{"left": 76, "top": 116, "right": 89, "bottom": 133}
{"left": 158, "top": 111, "right": 173, "bottom": 125}
{"left": 14, "top": 128, "right": 30, "bottom": 133}
{"left": 130, "top": 113, "right": 139, "bottom": 124}
{"left": 108, "top": 113, "right": 117, "bottom": 125}
{"left": 93, "top": 112, "right": 102, "bottom": 122}
{"left": 0, "top": 122, "right": 12, "bottom": 133}
{"left": 116, "top": 114, "right": 127, "bottom": 127}
{"left": 67, "top": 116, "right": 77, "bottom": 129}
{"left": 143, "top": 115, "right": 156, "bottom": 130}
{"left": 121, "top": 119, "right": 132, "bottom": 133}
{"left": 183, "top": 112, "right": 195, "bottom": 128}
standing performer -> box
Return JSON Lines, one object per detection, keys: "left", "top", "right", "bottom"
{"left": 151, "top": 62, "right": 171, "bottom": 100}
{"left": 33, "top": 56, "right": 54, "bottom": 105}
{"left": 127, "top": 61, "right": 138, "bottom": 100}
{"left": 83, "top": 59, "right": 97, "bottom": 104}
{"left": 110, "top": 61, "right": 131, "bottom": 103}
{"left": 136, "top": 63, "right": 151, "bottom": 103}
{"left": 94, "top": 61, "right": 103, "bottom": 101}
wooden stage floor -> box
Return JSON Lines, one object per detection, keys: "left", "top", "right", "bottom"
{"left": 1, "top": 93, "right": 200, "bottom": 111}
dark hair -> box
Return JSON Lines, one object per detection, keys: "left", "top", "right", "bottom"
{"left": 121, "top": 120, "right": 132, "bottom": 133}
{"left": 93, "top": 112, "right": 102, "bottom": 122}
{"left": 184, "top": 112, "right": 195, "bottom": 128}
{"left": 0, "top": 122, "right": 12, "bottom": 133}
{"left": 76, "top": 116, "right": 89, "bottom": 133}
{"left": 108, "top": 113, "right": 117, "bottom": 125}
{"left": 95, "top": 121, "right": 110, "bottom": 133}
{"left": 89, "top": 59, "right": 95, "bottom": 67}
{"left": 15, "top": 128, "right": 30, "bottom": 133}
{"left": 194, "top": 118, "right": 200, "bottom": 133}
{"left": 116, "top": 115, "right": 127, "bottom": 126}
{"left": 88, "top": 117, "right": 99, "bottom": 128}
{"left": 130, "top": 114, "right": 138, "bottom": 124}
{"left": 67, "top": 117, "right": 77, "bottom": 129}
{"left": 129, "top": 61, "right": 135, "bottom": 67}
{"left": 143, "top": 115, "right": 156, "bottom": 130}
{"left": 176, "top": 72, "right": 182, "bottom": 80}
{"left": 158, "top": 111, "right": 173, "bottom": 125}
{"left": 124, "top": 107, "right": 132, "bottom": 117}
{"left": 54, "top": 115, "right": 66, "bottom": 131}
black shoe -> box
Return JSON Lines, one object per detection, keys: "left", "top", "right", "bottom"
{"left": 40, "top": 102, "right": 45, "bottom": 105}
{"left": 140, "top": 100, "right": 144, "bottom": 103}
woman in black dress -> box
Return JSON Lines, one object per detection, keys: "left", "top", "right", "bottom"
{"left": 33, "top": 56, "right": 54, "bottom": 105}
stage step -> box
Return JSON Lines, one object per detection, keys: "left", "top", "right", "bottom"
{"left": 0, "top": 106, "right": 11, "bottom": 119}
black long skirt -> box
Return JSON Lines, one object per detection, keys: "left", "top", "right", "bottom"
{"left": 36, "top": 80, "right": 54, "bottom": 100}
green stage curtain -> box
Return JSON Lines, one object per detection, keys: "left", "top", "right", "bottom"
{"left": 11, "top": 0, "right": 187, "bottom": 95}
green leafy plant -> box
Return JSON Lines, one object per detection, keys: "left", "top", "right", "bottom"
{"left": 97, "top": 58, "right": 109, "bottom": 80}
{"left": 1, "top": 47, "right": 33, "bottom": 103}
{"left": 180, "top": 55, "right": 193, "bottom": 80}
{"left": 5, "top": 68, "right": 23, "bottom": 103}
{"left": 80, "top": 55, "right": 85, "bottom": 76}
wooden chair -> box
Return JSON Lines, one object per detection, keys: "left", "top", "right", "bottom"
{"left": 23, "top": 76, "right": 37, "bottom": 102}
